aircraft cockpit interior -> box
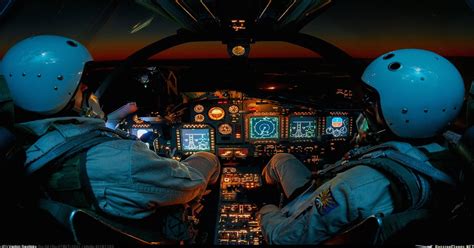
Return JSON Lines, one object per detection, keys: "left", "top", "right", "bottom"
{"left": 113, "top": 91, "right": 354, "bottom": 243}
{"left": 91, "top": 58, "right": 361, "bottom": 244}
{"left": 1, "top": 0, "right": 474, "bottom": 246}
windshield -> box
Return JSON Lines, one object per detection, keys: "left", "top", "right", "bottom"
{"left": 1, "top": 0, "right": 474, "bottom": 60}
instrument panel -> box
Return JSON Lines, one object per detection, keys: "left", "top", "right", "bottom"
{"left": 169, "top": 97, "right": 357, "bottom": 167}
{"left": 120, "top": 95, "right": 358, "bottom": 167}
{"left": 183, "top": 100, "right": 354, "bottom": 142}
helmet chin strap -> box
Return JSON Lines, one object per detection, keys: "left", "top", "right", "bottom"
{"left": 79, "top": 90, "right": 106, "bottom": 121}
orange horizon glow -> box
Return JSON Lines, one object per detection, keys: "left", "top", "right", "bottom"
{"left": 1, "top": 38, "right": 474, "bottom": 61}
{"left": 87, "top": 39, "right": 474, "bottom": 61}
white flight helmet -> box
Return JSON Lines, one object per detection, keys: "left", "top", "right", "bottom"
{"left": 362, "top": 49, "right": 465, "bottom": 139}
{"left": 0, "top": 35, "right": 93, "bottom": 115}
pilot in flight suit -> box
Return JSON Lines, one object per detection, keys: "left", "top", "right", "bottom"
{"left": 0, "top": 35, "right": 220, "bottom": 220}
{"left": 258, "top": 49, "right": 466, "bottom": 244}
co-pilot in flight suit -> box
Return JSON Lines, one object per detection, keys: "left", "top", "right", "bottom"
{"left": 19, "top": 116, "right": 220, "bottom": 220}
{"left": 259, "top": 140, "right": 453, "bottom": 245}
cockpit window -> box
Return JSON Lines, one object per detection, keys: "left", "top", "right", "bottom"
{"left": 148, "top": 41, "right": 318, "bottom": 59}
{"left": 1, "top": 0, "right": 474, "bottom": 60}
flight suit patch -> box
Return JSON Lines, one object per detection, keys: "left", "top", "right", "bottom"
{"left": 315, "top": 187, "right": 339, "bottom": 216}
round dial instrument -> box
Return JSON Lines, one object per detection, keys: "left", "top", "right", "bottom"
{"left": 228, "top": 105, "right": 239, "bottom": 114}
{"left": 194, "top": 114, "right": 205, "bottom": 122}
{"left": 218, "top": 123, "right": 233, "bottom": 135}
{"left": 194, "top": 104, "right": 204, "bottom": 113}
{"left": 208, "top": 107, "right": 225, "bottom": 120}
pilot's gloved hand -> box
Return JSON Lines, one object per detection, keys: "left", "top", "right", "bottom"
{"left": 105, "top": 102, "right": 138, "bottom": 129}
{"left": 139, "top": 131, "right": 158, "bottom": 143}
{"left": 140, "top": 131, "right": 159, "bottom": 151}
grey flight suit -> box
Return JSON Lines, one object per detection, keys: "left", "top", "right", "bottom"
{"left": 20, "top": 117, "right": 220, "bottom": 219}
{"left": 260, "top": 153, "right": 395, "bottom": 244}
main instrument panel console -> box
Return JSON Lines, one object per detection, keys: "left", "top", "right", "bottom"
{"left": 167, "top": 99, "right": 357, "bottom": 168}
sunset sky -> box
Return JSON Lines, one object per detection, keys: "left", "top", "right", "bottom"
{"left": 1, "top": 0, "right": 474, "bottom": 60}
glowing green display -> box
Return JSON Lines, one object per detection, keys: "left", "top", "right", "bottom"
{"left": 249, "top": 116, "right": 279, "bottom": 139}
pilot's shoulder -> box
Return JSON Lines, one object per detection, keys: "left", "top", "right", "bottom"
{"left": 331, "top": 165, "right": 390, "bottom": 190}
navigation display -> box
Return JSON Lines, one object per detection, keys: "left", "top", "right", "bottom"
{"left": 249, "top": 116, "right": 279, "bottom": 139}
{"left": 289, "top": 116, "right": 317, "bottom": 139}
{"left": 180, "top": 128, "right": 211, "bottom": 151}
{"left": 325, "top": 116, "right": 350, "bottom": 138}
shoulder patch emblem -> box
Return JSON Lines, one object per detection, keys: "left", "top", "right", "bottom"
{"left": 315, "top": 187, "right": 339, "bottom": 216}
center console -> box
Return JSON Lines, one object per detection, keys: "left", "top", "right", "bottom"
{"left": 215, "top": 167, "right": 263, "bottom": 245}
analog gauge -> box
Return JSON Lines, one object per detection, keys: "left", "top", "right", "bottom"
{"left": 194, "top": 114, "right": 205, "bottom": 122}
{"left": 218, "top": 123, "right": 233, "bottom": 135}
{"left": 228, "top": 105, "right": 239, "bottom": 114}
{"left": 208, "top": 107, "right": 225, "bottom": 120}
{"left": 232, "top": 45, "right": 246, "bottom": 56}
{"left": 194, "top": 104, "right": 204, "bottom": 113}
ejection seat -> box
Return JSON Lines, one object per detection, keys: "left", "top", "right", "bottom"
{"left": 37, "top": 198, "right": 199, "bottom": 245}
{"left": 325, "top": 123, "right": 474, "bottom": 246}
{"left": 323, "top": 214, "right": 384, "bottom": 245}
{"left": 36, "top": 200, "right": 180, "bottom": 246}
{"left": 0, "top": 75, "right": 196, "bottom": 245}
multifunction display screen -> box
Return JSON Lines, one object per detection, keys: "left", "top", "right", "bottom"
{"left": 180, "top": 128, "right": 211, "bottom": 152}
{"left": 249, "top": 116, "right": 279, "bottom": 139}
{"left": 289, "top": 116, "right": 317, "bottom": 139}
{"left": 325, "top": 116, "right": 350, "bottom": 138}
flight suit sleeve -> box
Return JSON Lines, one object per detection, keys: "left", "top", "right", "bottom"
{"left": 87, "top": 140, "right": 220, "bottom": 219}
{"left": 128, "top": 141, "right": 220, "bottom": 204}
{"left": 259, "top": 165, "right": 394, "bottom": 245}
